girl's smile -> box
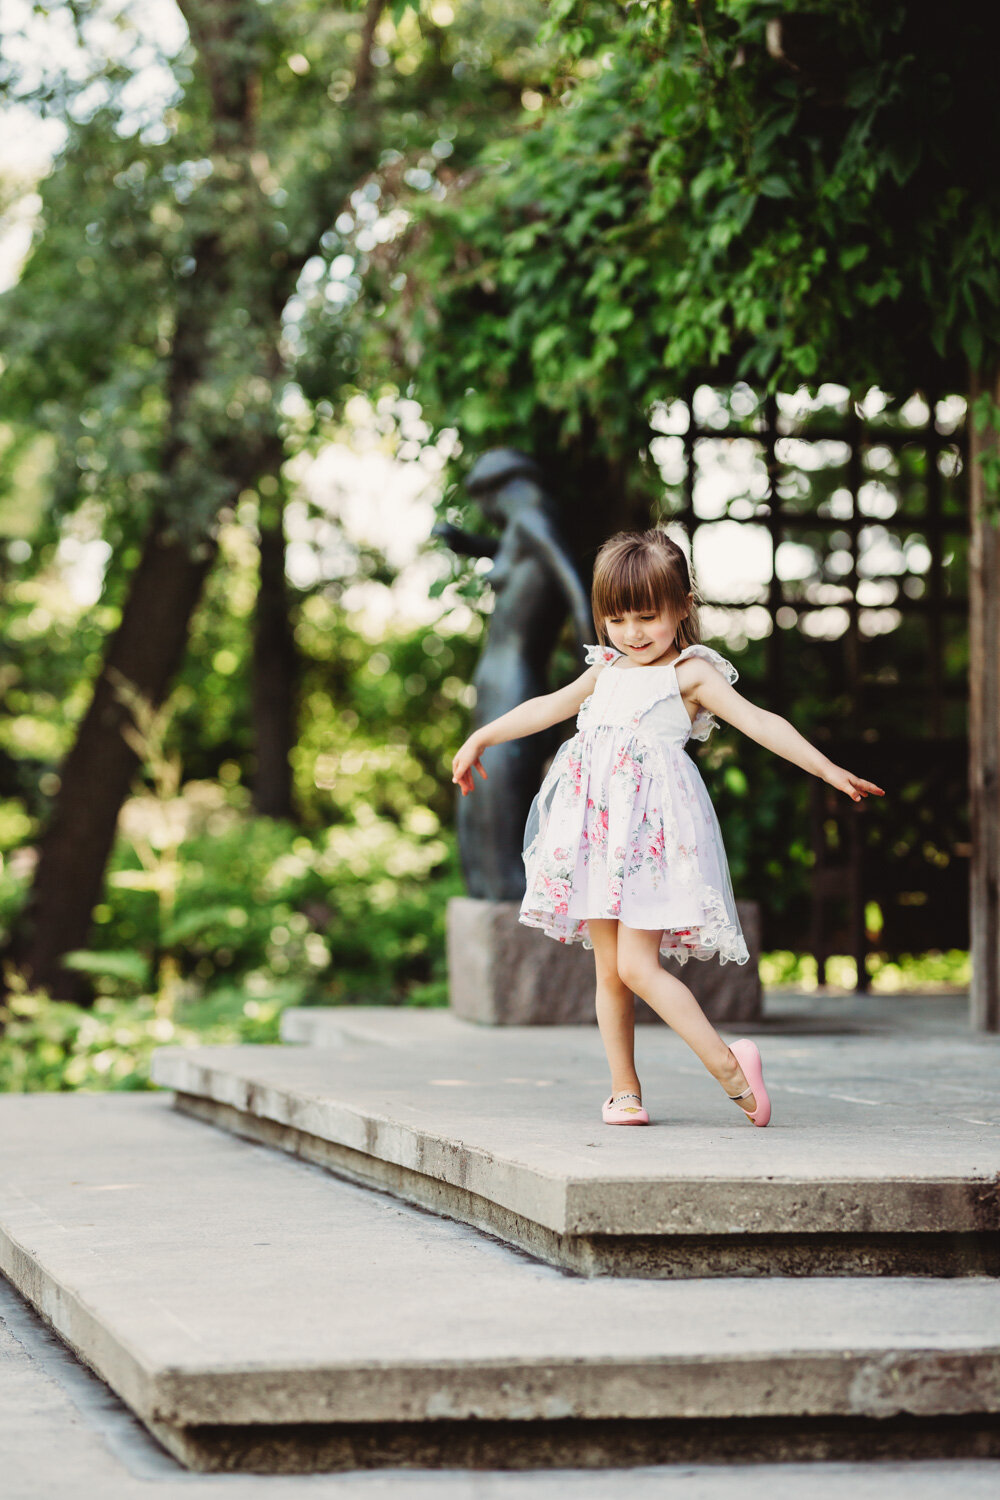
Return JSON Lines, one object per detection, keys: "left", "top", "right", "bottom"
{"left": 605, "top": 607, "right": 685, "bottom": 665}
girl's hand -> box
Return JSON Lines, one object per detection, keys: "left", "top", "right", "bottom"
{"left": 823, "top": 764, "right": 886, "bottom": 803}
{"left": 452, "top": 735, "right": 488, "bottom": 796}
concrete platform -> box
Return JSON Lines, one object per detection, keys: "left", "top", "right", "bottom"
{"left": 148, "top": 1002, "right": 1000, "bottom": 1278}
{"left": 6, "top": 1279, "right": 1000, "bottom": 1499}
{"left": 2, "top": 1094, "right": 1000, "bottom": 1473}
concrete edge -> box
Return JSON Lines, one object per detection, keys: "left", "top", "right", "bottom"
{"left": 150, "top": 1049, "right": 1000, "bottom": 1238}
{"left": 562, "top": 1176, "right": 1000, "bottom": 1236}
{"left": 151, "top": 1050, "right": 570, "bottom": 1233}
{"left": 171, "top": 1094, "right": 1000, "bottom": 1279}
{"left": 0, "top": 1223, "right": 157, "bottom": 1425}
{"left": 142, "top": 1413, "right": 1000, "bottom": 1475}
{"left": 150, "top": 1348, "right": 1000, "bottom": 1427}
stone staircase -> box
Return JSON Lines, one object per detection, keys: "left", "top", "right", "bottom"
{"left": 154, "top": 1004, "right": 1000, "bottom": 1280}
{"left": 0, "top": 993, "right": 998, "bottom": 1473}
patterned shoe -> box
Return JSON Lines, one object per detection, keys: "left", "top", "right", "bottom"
{"left": 601, "top": 1092, "right": 650, "bottom": 1125}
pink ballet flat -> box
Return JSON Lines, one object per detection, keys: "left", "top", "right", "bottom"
{"left": 602, "top": 1092, "right": 650, "bottom": 1125}
{"left": 727, "top": 1038, "right": 771, "bottom": 1128}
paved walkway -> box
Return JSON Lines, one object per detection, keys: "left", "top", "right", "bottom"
{"left": 2, "top": 989, "right": 997, "bottom": 1491}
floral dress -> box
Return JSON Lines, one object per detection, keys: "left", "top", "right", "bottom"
{"left": 519, "top": 643, "right": 750, "bottom": 966}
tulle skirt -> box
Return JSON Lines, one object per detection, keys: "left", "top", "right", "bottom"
{"left": 519, "top": 729, "right": 750, "bottom": 966}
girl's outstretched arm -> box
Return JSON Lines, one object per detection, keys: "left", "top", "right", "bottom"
{"left": 451, "top": 665, "right": 600, "bottom": 796}
{"left": 685, "top": 660, "right": 886, "bottom": 803}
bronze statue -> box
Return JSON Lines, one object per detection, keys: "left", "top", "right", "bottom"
{"left": 434, "top": 449, "right": 594, "bottom": 899}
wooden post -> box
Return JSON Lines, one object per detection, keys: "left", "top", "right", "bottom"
{"left": 967, "top": 367, "right": 1000, "bottom": 1031}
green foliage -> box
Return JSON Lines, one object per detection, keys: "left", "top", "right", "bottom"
{"left": 150, "top": 513, "right": 481, "bottom": 828}
{"left": 0, "top": 2, "right": 979, "bottom": 1091}
{"left": 0, "top": 770, "right": 461, "bottom": 1060}
{"left": 0, "top": 0, "right": 549, "bottom": 561}
{"left": 0, "top": 518, "right": 476, "bottom": 1017}
{"left": 0, "top": 976, "right": 294, "bottom": 1093}
{"left": 364, "top": 0, "right": 998, "bottom": 472}
{"left": 0, "top": 560, "right": 117, "bottom": 824}
{"left": 761, "top": 948, "right": 971, "bottom": 994}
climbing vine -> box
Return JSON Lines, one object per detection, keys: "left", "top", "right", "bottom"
{"left": 364, "top": 0, "right": 1000, "bottom": 477}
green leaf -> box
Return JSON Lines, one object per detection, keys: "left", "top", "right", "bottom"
{"left": 960, "top": 322, "right": 984, "bottom": 369}
{"left": 160, "top": 904, "right": 245, "bottom": 947}
{"left": 61, "top": 950, "right": 152, "bottom": 986}
{"left": 839, "top": 245, "right": 869, "bottom": 271}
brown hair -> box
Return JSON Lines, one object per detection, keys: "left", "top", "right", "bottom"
{"left": 591, "top": 529, "right": 702, "bottom": 650}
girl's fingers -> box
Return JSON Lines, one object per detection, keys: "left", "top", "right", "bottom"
{"left": 452, "top": 762, "right": 477, "bottom": 795}
{"left": 829, "top": 767, "right": 886, "bottom": 802}
{"left": 451, "top": 749, "right": 487, "bottom": 794}
{"left": 846, "top": 776, "right": 885, "bottom": 801}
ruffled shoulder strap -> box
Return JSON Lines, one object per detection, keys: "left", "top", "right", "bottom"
{"left": 672, "top": 643, "right": 739, "bottom": 742}
{"left": 673, "top": 642, "right": 739, "bottom": 685}
{"left": 583, "top": 642, "right": 622, "bottom": 667}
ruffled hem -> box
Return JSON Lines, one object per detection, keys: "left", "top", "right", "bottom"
{"left": 519, "top": 878, "right": 751, "bottom": 967}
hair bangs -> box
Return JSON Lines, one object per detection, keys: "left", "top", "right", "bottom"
{"left": 592, "top": 551, "right": 656, "bottom": 622}
{"left": 590, "top": 529, "right": 701, "bottom": 649}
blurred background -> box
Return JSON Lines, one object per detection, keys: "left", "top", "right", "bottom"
{"left": 0, "top": 1, "right": 981, "bottom": 1088}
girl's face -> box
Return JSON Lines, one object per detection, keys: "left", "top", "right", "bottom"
{"left": 604, "top": 602, "right": 686, "bottom": 666}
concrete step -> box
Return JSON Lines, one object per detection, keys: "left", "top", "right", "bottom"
{"left": 7, "top": 1284, "right": 1000, "bottom": 1500}
{"left": 2, "top": 1093, "right": 999, "bottom": 1473}
{"left": 148, "top": 1007, "right": 1000, "bottom": 1279}
{"left": 5, "top": 1288, "right": 1000, "bottom": 1500}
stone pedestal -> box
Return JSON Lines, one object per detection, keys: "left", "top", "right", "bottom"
{"left": 446, "top": 897, "right": 762, "bottom": 1026}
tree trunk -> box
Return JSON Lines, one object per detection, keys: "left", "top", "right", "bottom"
{"left": 5, "top": 519, "right": 218, "bottom": 1002}
{"left": 2, "top": 0, "right": 386, "bottom": 1001}
{"left": 968, "top": 365, "right": 1000, "bottom": 1032}
{"left": 252, "top": 488, "right": 298, "bottom": 820}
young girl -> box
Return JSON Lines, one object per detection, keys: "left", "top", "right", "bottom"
{"left": 451, "top": 528, "right": 885, "bottom": 1128}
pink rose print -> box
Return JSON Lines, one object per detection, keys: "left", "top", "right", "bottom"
{"left": 613, "top": 744, "right": 637, "bottom": 777}
{"left": 583, "top": 643, "right": 620, "bottom": 667}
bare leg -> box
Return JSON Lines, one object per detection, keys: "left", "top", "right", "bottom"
{"left": 587, "top": 919, "right": 641, "bottom": 1101}
{"left": 616, "top": 925, "right": 756, "bottom": 1113}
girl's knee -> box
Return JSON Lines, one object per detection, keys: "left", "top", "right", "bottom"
{"left": 594, "top": 948, "right": 626, "bottom": 991}
{"left": 616, "top": 952, "right": 653, "bottom": 993}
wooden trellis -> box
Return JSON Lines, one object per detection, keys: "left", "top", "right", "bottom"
{"left": 659, "top": 385, "right": 969, "bottom": 993}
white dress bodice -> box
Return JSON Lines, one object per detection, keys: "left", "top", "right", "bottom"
{"left": 577, "top": 642, "right": 739, "bottom": 746}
